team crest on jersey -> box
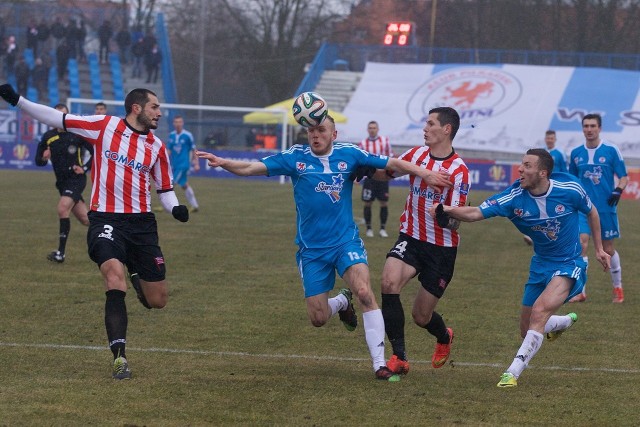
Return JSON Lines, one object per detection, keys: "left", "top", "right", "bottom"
{"left": 514, "top": 208, "right": 524, "bottom": 217}
{"left": 296, "top": 162, "right": 306, "bottom": 172}
{"left": 584, "top": 166, "right": 602, "bottom": 185}
{"left": 555, "top": 204, "right": 566, "bottom": 214}
{"left": 338, "top": 161, "right": 347, "bottom": 171}
{"left": 598, "top": 156, "right": 606, "bottom": 163}
{"left": 531, "top": 218, "right": 561, "bottom": 241}
{"left": 315, "top": 174, "right": 345, "bottom": 203}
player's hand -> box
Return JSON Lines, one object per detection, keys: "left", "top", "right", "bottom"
{"left": 42, "top": 148, "right": 51, "bottom": 161}
{"left": 0, "top": 84, "right": 20, "bottom": 106}
{"left": 607, "top": 187, "right": 623, "bottom": 206}
{"left": 434, "top": 203, "right": 460, "bottom": 230}
{"left": 423, "top": 169, "right": 453, "bottom": 188}
{"left": 172, "top": 205, "right": 189, "bottom": 222}
{"left": 595, "top": 249, "right": 611, "bottom": 271}
{"left": 196, "top": 150, "right": 221, "bottom": 167}
{"left": 349, "top": 165, "right": 376, "bottom": 182}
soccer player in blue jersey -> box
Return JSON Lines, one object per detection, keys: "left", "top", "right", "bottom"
{"left": 569, "top": 114, "right": 628, "bottom": 303}
{"left": 168, "top": 116, "right": 200, "bottom": 212}
{"left": 431, "top": 149, "right": 610, "bottom": 388}
{"left": 197, "top": 115, "right": 452, "bottom": 381}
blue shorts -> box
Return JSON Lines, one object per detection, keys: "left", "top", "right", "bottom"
{"left": 173, "top": 167, "right": 190, "bottom": 187}
{"left": 522, "top": 256, "right": 586, "bottom": 306}
{"left": 296, "top": 239, "right": 368, "bottom": 298}
{"left": 578, "top": 211, "right": 620, "bottom": 240}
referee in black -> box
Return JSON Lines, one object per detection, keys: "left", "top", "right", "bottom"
{"left": 35, "top": 103, "right": 93, "bottom": 263}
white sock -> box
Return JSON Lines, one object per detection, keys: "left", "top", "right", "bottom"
{"left": 328, "top": 293, "right": 347, "bottom": 317}
{"left": 363, "top": 309, "right": 386, "bottom": 372}
{"left": 185, "top": 186, "right": 199, "bottom": 209}
{"left": 544, "top": 314, "right": 573, "bottom": 334}
{"left": 506, "top": 330, "right": 543, "bottom": 379}
{"left": 610, "top": 251, "right": 622, "bottom": 288}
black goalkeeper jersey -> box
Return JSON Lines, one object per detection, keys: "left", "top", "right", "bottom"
{"left": 35, "top": 128, "right": 93, "bottom": 181}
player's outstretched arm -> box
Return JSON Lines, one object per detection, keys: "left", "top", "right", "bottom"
{"left": 385, "top": 157, "right": 452, "bottom": 188}
{"left": 429, "top": 203, "right": 484, "bottom": 223}
{"left": 196, "top": 150, "right": 268, "bottom": 176}
{"left": 0, "top": 84, "right": 64, "bottom": 129}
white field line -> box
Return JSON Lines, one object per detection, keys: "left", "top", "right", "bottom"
{"left": 1, "top": 341, "right": 638, "bottom": 374}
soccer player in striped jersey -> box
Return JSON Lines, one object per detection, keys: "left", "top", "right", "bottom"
{"left": 197, "top": 115, "right": 452, "bottom": 382}
{"left": 358, "top": 121, "right": 393, "bottom": 238}
{"left": 0, "top": 84, "right": 190, "bottom": 380}
{"left": 568, "top": 114, "right": 628, "bottom": 303}
{"left": 373, "top": 107, "right": 470, "bottom": 376}
{"left": 433, "top": 148, "right": 610, "bottom": 388}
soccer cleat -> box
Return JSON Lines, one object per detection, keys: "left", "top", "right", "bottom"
{"left": 497, "top": 372, "right": 517, "bottom": 388}
{"left": 338, "top": 288, "right": 357, "bottom": 331}
{"left": 546, "top": 312, "right": 578, "bottom": 341}
{"left": 386, "top": 354, "right": 410, "bottom": 375}
{"left": 47, "top": 250, "right": 65, "bottom": 263}
{"left": 375, "top": 366, "right": 401, "bottom": 382}
{"left": 129, "top": 273, "right": 152, "bottom": 309}
{"left": 432, "top": 327, "right": 454, "bottom": 368}
{"left": 569, "top": 291, "right": 587, "bottom": 303}
{"left": 365, "top": 229, "right": 374, "bottom": 237}
{"left": 379, "top": 229, "right": 389, "bottom": 238}
{"left": 612, "top": 287, "right": 624, "bottom": 303}
{"left": 112, "top": 356, "right": 132, "bottom": 380}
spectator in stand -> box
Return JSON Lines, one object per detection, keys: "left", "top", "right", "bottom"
{"left": 56, "top": 39, "right": 70, "bottom": 81}
{"left": 115, "top": 26, "right": 131, "bottom": 65}
{"left": 32, "top": 57, "right": 49, "bottom": 102}
{"left": 130, "top": 37, "right": 145, "bottom": 79}
{"left": 37, "top": 20, "right": 50, "bottom": 53}
{"left": 26, "top": 20, "right": 40, "bottom": 58}
{"left": 73, "top": 19, "right": 87, "bottom": 62}
{"left": 145, "top": 43, "right": 162, "bottom": 84}
{"left": 64, "top": 18, "right": 77, "bottom": 60}
{"left": 4, "top": 35, "right": 17, "bottom": 77}
{"left": 50, "top": 16, "right": 67, "bottom": 48}
{"left": 14, "top": 56, "right": 30, "bottom": 95}
{"left": 97, "top": 20, "right": 113, "bottom": 64}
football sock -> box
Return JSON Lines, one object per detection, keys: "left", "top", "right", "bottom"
{"left": 382, "top": 293, "right": 407, "bottom": 360}
{"left": 610, "top": 251, "right": 622, "bottom": 287}
{"left": 425, "top": 311, "right": 449, "bottom": 344}
{"left": 544, "top": 314, "right": 573, "bottom": 334}
{"left": 364, "top": 206, "right": 372, "bottom": 229}
{"left": 380, "top": 206, "right": 388, "bottom": 229}
{"left": 328, "top": 292, "right": 347, "bottom": 317}
{"left": 105, "top": 290, "right": 128, "bottom": 359}
{"left": 363, "top": 309, "right": 387, "bottom": 371}
{"left": 506, "top": 330, "right": 543, "bottom": 378}
{"left": 185, "top": 186, "right": 199, "bottom": 209}
{"left": 58, "top": 217, "right": 71, "bottom": 254}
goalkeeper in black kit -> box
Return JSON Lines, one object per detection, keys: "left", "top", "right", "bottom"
{"left": 35, "top": 103, "right": 94, "bottom": 263}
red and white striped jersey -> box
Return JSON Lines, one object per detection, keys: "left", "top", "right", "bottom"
{"left": 64, "top": 114, "right": 174, "bottom": 213}
{"left": 395, "top": 146, "right": 470, "bottom": 247}
{"left": 359, "top": 135, "right": 393, "bottom": 157}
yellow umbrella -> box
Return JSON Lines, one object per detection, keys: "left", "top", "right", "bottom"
{"left": 243, "top": 98, "right": 347, "bottom": 125}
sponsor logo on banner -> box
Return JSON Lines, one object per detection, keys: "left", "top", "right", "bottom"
{"left": 406, "top": 67, "right": 523, "bottom": 127}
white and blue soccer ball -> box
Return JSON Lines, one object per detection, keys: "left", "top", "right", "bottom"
{"left": 292, "top": 92, "right": 328, "bottom": 127}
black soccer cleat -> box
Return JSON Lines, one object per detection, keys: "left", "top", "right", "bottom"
{"left": 338, "top": 288, "right": 358, "bottom": 331}
{"left": 129, "top": 273, "right": 152, "bottom": 309}
{"left": 47, "top": 250, "right": 65, "bottom": 263}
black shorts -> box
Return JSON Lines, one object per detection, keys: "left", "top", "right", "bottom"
{"left": 56, "top": 175, "right": 87, "bottom": 203}
{"left": 361, "top": 178, "right": 389, "bottom": 202}
{"left": 386, "top": 233, "right": 457, "bottom": 299}
{"left": 87, "top": 211, "right": 166, "bottom": 282}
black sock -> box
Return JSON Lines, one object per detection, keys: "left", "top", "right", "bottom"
{"left": 364, "top": 206, "right": 372, "bottom": 229}
{"left": 382, "top": 293, "right": 407, "bottom": 360}
{"left": 424, "top": 311, "right": 449, "bottom": 344}
{"left": 58, "top": 218, "right": 71, "bottom": 254}
{"left": 105, "top": 290, "right": 128, "bottom": 359}
{"left": 380, "top": 206, "right": 388, "bottom": 229}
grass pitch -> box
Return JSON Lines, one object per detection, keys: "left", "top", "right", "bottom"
{"left": 0, "top": 169, "right": 639, "bottom": 426}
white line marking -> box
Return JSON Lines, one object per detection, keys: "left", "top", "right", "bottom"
{"left": 1, "top": 341, "right": 638, "bottom": 374}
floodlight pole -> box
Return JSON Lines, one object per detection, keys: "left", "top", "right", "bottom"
{"left": 197, "top": 1, "right": 205, "bottom": 143}
{"left": 428, "top": 0, "right": 437, "bottom": 63}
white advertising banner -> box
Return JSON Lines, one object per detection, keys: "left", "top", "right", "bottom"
{"left": 338, "top": 62, "right": 640, "bottom": 159}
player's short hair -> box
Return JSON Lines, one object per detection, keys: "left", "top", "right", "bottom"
{"left": 367, "top": 121, "right": 378, "bottom": 126}
{"left": 324, "top": 115, "right": 335, "bottom": 125}
{"left": 53, "top": 103, "right": 67, "bottom": 112}
{"left": 545, "top": 130, "right": 556, "bottom": 136}
{"left": 125, "top": 88, "right": 157, "bottom": 115}
{"left": 582, "top": 113, "right": 602, "bottom": 127}
{"left": 527, "top": 148, "right": 554, "bottom": 176}
{"left": 429, "top": 106, "right": 460, "bottom": 140}
{"left": 95, "top": 101, "right": 107, "bottom": 109}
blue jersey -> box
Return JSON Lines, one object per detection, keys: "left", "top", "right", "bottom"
{"left": 569, "top": 141, "right": 627, "bottom": 214}
{"left": 548, "top": 148, "right": 567, "bottom": 172}
{"left": 167, "top": 130, "right": 196, "bottom": 170}
{"left": 261, "top": 142, "right": 389, "bottom": 249}
{"left": 479, "top": 173, "right": 592, "bottom": 263}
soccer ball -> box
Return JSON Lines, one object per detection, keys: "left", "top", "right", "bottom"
{"left": 292, "top": 92, "right": 328, "bottom": 127}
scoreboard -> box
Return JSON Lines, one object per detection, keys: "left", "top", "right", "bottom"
{"left": 383, "top": 21, "right": 414, "bottom": 46}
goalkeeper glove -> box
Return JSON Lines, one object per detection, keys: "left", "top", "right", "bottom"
{"left": 172, "top": 205, "right": 189, "bottom": 222}
{"left": 349, "top": 165, "right": 376, "bottom": 182}
{"left": 607, "top": 187, "right": 623, "bottom": 206}
{"left": 435, "top": 203, "right": 460, "bottom": 230}
{"left": 0, "top": 84, "right": 20, "bottom": 106}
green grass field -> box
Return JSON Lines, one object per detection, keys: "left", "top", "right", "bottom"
{"left": 1, "top": 169, "right": 638, "bottom": 426}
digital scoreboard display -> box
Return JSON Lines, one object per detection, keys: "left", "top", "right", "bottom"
{"left": 383, "top": 21, "right": 413, "bottom": 46}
